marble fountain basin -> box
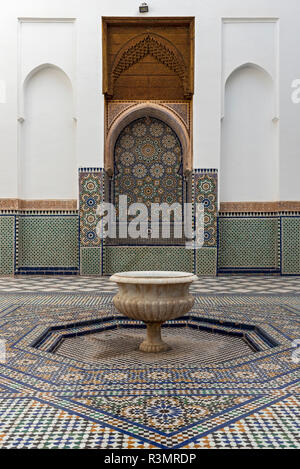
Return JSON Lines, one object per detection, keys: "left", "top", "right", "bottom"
{"left": 109, "top": 271, "right": 198, "bottom": 353}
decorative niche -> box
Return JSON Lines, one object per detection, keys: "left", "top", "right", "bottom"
{"left": 102, "top": 17, "right": 194, "bottom": 100}
{"left": 102, "top": 17, "right": 195, "bottom": 176}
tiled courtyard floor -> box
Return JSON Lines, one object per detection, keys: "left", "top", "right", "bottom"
{"left": 0, "top": 275, "right": 299, "bottom": 294}
{"left": 0, "top": 275, "right": 299, "bottom": 449}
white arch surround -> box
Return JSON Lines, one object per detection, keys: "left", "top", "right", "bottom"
{"left": 221, "top": 63, "right": 278, "bottom": 203}
{"left": 222, "top": 62, "right": 277, "bottom": 120}
{"left": 105, "top": 103, "right": 191, "bottom": 177}
{"left": 225, "top": 62, "right": 274, "bottom": 84}
{"left": 20, "top": 63, "right": 74, "bottom": 120}
{"left": 23, "top": 63, "right": 72, "bottom": 87}
{"left": 20, "top": 64, "right": 76, "bottom": 199}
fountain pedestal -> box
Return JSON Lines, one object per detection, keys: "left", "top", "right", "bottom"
{"left": 110, "top": 271, "right": 198, "bottom": 353}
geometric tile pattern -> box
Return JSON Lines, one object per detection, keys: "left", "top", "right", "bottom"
{"left": 0, "top": 286, "right": 299, "bottom": 448}
{"left": 0, "top": 216, "right": 15, "bottom": 275}
{"left": 218, "top": 216, "right": 280, "bottom": 273}
{"left": 16, "top": 215, "right": 79, "bottom": 275}
{"left": 195, "top": 248, "right": 217, "bottom": 276}
{"left": 79, "top": 169, "right": 104, "bottom": 247}
{"left": 104, "top": 246, "right": 194, "bottom": 274}
{"left": 193, "top": 170, "right": 218, "bottom": 247}
{"left": 80, "top": 247, "right": 102, "bottom": 276}
{"left": 184, "top": 395, "right": 300, "bottom": 449}
{"left": 0, "top": 397, "right": 135, "bottom": 449}
{"left": 114, "top": 116, "right": 183, "bottom": 210}
{"left": 109, "top": 116, "right": 186, "bottom": 246}
{"left": 281, "top": 216, "right": 300, "bottom": 274}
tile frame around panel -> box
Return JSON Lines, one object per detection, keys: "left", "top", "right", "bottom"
{"left": 79, "top": 168, "right": 104, "bottom": 249}
{"left": 79, "top": 168, "right": 105, "bottom": 276}
{"left": 193, "top": 169, "right": 218, "bottom": 249}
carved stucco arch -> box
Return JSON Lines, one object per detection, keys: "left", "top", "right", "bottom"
{"left": 109, "top": 33, "right": 190, "bottom": 98}
{"left": 105, "top": 103, "right": 192, "bottom": 177}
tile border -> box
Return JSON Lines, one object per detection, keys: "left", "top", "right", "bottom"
{"left": 0, "top": 199, "right": 77, "bottom": 211}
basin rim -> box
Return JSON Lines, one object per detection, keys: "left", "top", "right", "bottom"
{"left": 110, "top": 271, "right": 198, "bottom": 285}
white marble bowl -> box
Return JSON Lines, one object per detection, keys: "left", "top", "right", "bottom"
{"left": 110, "top": 271, "right": 198, "bottom": 352}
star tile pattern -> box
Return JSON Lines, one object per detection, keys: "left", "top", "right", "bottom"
{"left": 193, "top": 170, "right": 218, "bottom": 247}
{"left": 0, "top": 276, "right": 299, "bottom": 449}
{"left": 79, "top": 169, "right": 104, "bottom": 248}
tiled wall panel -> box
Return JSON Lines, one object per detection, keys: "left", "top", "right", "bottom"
{"left": 281, "top": 217, "right": 300, "bottom": 274}
{"left": 218, "top": 216, "right": 279, "bottom": 272}
{"left": 0, "top": 216, "right": 15, "bottom": 275}
{"left": 195, "top": 248, "right": 217, "bottom": 276}
{"left": 16, "top": 215, "right": 79, "bottom": 274}
{"left": 80, "top": 247, "right": 102, "bottom": 276}
{"left": 104, "top": 246, "right": 194, "bottom": 275}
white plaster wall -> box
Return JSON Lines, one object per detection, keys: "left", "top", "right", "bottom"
{"left": 0, "top": 0, "right": 299, "bottom": 202}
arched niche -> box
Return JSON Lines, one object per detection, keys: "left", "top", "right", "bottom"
{"left": 107, "top": 115, "right": 186, "bottom": 246}
{"left": 23, "top": 63, "right": 73, "bottom": 88}
{"left": 221, "top": 63, "right": 277, "bottom": 202}
{"left": 20, "top": 64, "right": 76, "bottom": 199}
{"left": 105, "top": 103, "right": 191, "bottom": 177}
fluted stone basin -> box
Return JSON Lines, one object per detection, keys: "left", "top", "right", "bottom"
{"left": 110, "top": 271, "right": 198, "bottom": 352}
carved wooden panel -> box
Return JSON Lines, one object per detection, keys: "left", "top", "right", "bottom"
{"left": 102, "top": 17, "right": 194, "bottom": 100}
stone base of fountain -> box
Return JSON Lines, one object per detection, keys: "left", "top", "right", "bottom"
{"left": 139, "top": 322, "right": 170, "bottom": 353}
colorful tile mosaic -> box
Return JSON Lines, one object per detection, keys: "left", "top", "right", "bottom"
{"left": 193, "top": 170, "right": 218, "bottom": 247}
{"left": 218, "top": 216, "right": 280, "bottom": 273}
{"left": 183, "top": 395, "right": 300, "bottom": 449}
{"left": 0, "top": 289, "right": 298, "bottom": 448}
{"left": 0, "top": 216, "right": 15, "bottom": 275}
{"left": 79, "top": 169, "right": 104, "bottom": 248}
{"left": 114, "top": 116, "right": 183, "bottom": 207}
{"left": 281, "top": 216, "right": 300, "bottom": 275}
{"left": 16, "top": 215, "right": 79, "bottom": 275}
{"left": 104, "top": 246, "right": 194, "bottom": 274}
{"left": 111, "top": 116, "right": 185, "bottom": 246}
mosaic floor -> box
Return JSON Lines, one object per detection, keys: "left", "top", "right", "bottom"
{"left": 0, "top": 276, "right": 299, "bottom": 449}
